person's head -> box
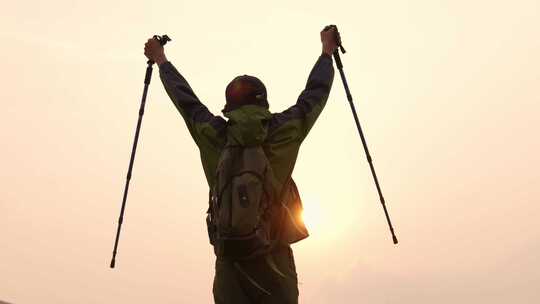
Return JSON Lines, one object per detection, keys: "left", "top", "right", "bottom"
{"left": 223, "top": 75, "right": 268, "bottom": 113}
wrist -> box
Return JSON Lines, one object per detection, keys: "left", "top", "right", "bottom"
{"left": 155, "top": 54, "right": 168, "bottom": 65}
{"left": 322, "top": 50, "right": 333, "bottom": 57}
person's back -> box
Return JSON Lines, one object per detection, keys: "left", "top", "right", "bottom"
{"left": 144, "top": 25, "right": 338, "bottom": 304}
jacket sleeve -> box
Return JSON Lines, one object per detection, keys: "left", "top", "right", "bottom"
{"left": 158, "top": 61, "right": 226, "bottom": 151}
{"left": 270, "top": 53, "right": 335, "bottom": 141}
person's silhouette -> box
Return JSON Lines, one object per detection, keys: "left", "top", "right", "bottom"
{"left": 144, "top": 25, "right": 338, "bottom": 304}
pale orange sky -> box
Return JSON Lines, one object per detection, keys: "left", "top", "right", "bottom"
{"left": 1, "top": 0, "right": 539, "bottom": 303}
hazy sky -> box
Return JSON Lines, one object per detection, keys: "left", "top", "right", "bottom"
{"left": 1, "top": 0, "right": 539, "bottom": 303}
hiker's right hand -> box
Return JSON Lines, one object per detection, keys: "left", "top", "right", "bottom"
{"left": 321, "top": 25, "right": 339, "bottom": 56}
{"left": 144, "top": 37, "right": 168, "bottom": 65}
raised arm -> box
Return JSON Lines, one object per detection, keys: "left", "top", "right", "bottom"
{"left": 144, "top": 38, "right": 226, "bottom": 150}
{"left": 270, "top": 27, "right": 338, "bottom": 141}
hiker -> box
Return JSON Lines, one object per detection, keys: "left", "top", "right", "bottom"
{"left": 144, "top": 25, "right": 338, "bottom": 304}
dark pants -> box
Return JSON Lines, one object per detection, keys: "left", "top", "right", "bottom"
{"left": 212, "top": 245, "right": 299, "bottom": 304}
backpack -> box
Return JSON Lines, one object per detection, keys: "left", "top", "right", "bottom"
{"left": 206, "top": 143, "right": 283, "bottom": 260}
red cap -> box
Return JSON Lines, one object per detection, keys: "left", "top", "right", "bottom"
{"left": 223, "top": 75, "right": 268, "bottom": 113}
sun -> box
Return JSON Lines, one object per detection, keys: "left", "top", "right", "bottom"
{"left": 300, "top": 196, "right": 324, "bottom": 232}
{"left": 299, "top": 194, "right": 356, "bottom": 240}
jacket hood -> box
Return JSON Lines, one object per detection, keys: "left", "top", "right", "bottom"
{"left": 223, "top": 104, "right": 272, "bottom": 146}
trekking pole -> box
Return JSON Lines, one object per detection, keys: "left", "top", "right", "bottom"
{"left": 110, "top": 34, "right": 171, "bottom": 268}
{"left": 328, "top": 25, "right": 398, "bottom": 244}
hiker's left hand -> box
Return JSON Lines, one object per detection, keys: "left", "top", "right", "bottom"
{"left": 144, "top": 37, "right": 168, "bottom": 65}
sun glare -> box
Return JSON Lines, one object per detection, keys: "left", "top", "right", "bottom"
{"left": 301, "top": 196, "right": 324, "bottom": 233}
{"left": 299, "top": 193, "right": 359, "bottom": 242}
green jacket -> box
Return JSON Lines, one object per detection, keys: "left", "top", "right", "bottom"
{"left": 159, "top": 54, "right": 334, "bottom": 241}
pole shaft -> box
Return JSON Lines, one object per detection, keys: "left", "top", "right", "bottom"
{"left": 110, "top": 63, "right": 154, "bottom": 268}
{"left": 333, "top": 50, "right": 398, "bottom": 244}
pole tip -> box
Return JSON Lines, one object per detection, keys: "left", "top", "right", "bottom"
{"left": 392, "top": 235, "right": 398, "bottom": 245}
{"left": 110, "top": 259, "right": 116, "bottom": 268}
